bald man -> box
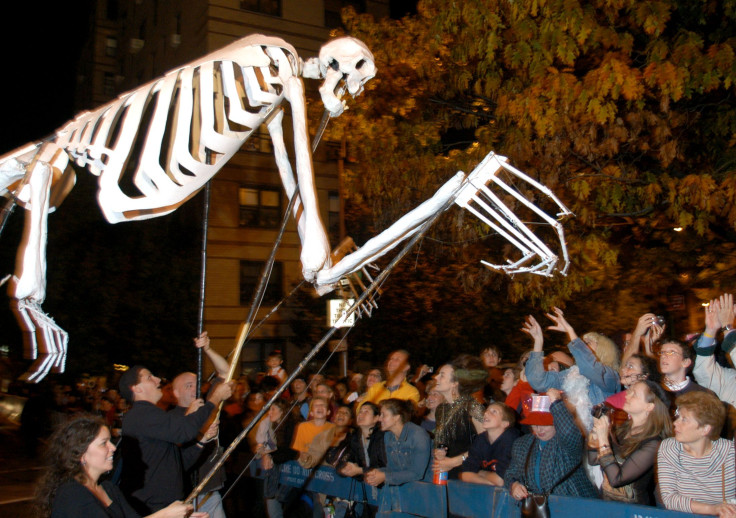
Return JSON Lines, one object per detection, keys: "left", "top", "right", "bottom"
{"left": 171, "top": 333, "right": 230, "bottom": 518}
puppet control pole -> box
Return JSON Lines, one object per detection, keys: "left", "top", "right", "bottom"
{"left": 196, "top": 151, "right": 213, "bottom": 396}
{"left": 185, "top": 192, "right": 455, "bottom": 504}
{"left": 201, "top": 102, "right": 336, "bottom": 384}
{"left": 212, "top": 101, "right": 336, "bottom": 389}
{"left": 197, "top": 103, "right": 336, "bottom": 451}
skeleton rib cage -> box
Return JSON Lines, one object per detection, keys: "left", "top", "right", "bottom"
{"left": 48, "top": 37, "right": 295, "bottom": 223}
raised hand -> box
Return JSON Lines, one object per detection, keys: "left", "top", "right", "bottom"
{"left": 521, "top": 315, "right": 544, "bottom": 351}
{"left": 705, "top": 299, "right": 721, "bottom": 336}
{"left": 717, "top": 293, "right": 735, "bottom": 329}
{"left": 545, "top": 307, "right": 578, "bottom": 342}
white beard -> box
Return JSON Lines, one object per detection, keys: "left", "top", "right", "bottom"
{"left": 561, "top": 366, "right": 593, "bottom": 431}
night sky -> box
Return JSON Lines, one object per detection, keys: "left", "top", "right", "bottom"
{"left": 0, "top": 2, "right": 93, "bottom": 149}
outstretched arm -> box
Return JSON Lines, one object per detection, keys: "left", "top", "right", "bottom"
{"left": 547, "top": 307, "right": 619, "bottom": 392}
{"left": 622, "top": 313, "right": 659, "bottom": 364}
{"left": 523, "top": 315, "right": 563, "bottom": 392}
{"left": 694, "top": 297, "right": 736, "bottom": 407}
{"left": 195, "top": 331, "right": 229, "bottom": 379}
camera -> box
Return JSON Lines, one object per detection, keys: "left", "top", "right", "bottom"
{"left": 591, "top": 403, "right": 614, "bottom": 419}
{"left": 655, "top": 315, "right": 666, "bottom": 326}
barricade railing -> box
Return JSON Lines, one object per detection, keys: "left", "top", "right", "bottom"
{"left": 252, "top": 461, "right": 699, "bottom": 518}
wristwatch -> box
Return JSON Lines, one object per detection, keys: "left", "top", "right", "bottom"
{"left": 461, "top": 454, "right": 467, "bottom": 462}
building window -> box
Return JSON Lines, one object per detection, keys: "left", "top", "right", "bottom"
{"left": 103, "top": 72, "right": 115, "bottom": 97}
{"left": 328, "top": 191, "right": 340, "bottom": 241}
{"left": 105, "top": 37, "right": 118, "bottom": 57}
{"left": 243, "top": 125, "right": 273, "bottom": 154}
{"left": 239, "top": 186, "right": 281, "bottom": 228}
{"left": 240, "top": 260, "right": 283, "bottom": 306}
{"left": 240, "top": 0, "right": 281, "bottom": 16}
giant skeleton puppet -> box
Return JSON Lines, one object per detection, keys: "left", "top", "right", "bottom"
{"left": 0, "top": 34, "right": 572, "bottom": 383}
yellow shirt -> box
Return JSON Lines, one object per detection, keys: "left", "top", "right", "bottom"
{"left": 361, "top": 379, "right": 420, "bottom": 407}
{"left": 291, "top": 420, "right": 335, "bottom": 453}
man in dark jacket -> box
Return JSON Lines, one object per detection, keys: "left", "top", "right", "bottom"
{"left": 119, "top": 365, "right": 232, "bottom": 513}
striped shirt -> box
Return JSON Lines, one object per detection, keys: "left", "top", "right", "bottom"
{"left": 657, "top": 437, "right": 735, "bottom": 512}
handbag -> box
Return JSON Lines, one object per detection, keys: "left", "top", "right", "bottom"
{"left": 520, "top": 493, "right": 550, "bottom": 518}
{"left": 345, "top": 478, "right": 373, "bottom": 518}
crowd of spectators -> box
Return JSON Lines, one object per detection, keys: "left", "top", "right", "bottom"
{"left": 20, "top": 292, "right": 736, "bottom": 517}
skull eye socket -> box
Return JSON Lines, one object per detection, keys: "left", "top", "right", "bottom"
{"left": 329, "top": 59, "right": 340, "bottom": 71}
{"left": 355, "top": 59, "right": 366, "bottom": 70}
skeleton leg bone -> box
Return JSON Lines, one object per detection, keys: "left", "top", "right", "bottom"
{"left": 6, "top": 156, "right": 69, "bottom": 382}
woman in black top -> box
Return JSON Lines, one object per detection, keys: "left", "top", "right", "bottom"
{"left": 432, "top": 354, "right": 487, "bottom": 479}
{"left": 339, "top": 402, "right": 387, "bottom": 478}
{"left": 36, "top": 414, "right": 203, "bottom": 518}
{"left": 587, "top": 380, "right": 672, "bottom": 504}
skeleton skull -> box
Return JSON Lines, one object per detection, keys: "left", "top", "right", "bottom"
{"left": 305, "top": 37, "right": 376, "bottom": 117}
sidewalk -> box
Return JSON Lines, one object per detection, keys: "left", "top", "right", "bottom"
{"left": 0, "top": 424, "right": 43, "bottom": 517}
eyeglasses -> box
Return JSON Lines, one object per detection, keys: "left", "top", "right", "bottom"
{"left": 657, "top": 350, "right": 683, "bottom": 357}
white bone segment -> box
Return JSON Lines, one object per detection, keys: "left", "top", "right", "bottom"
{"left": 454, "top": 153, "right": 571, "bottom": 276}
{"left": 316, "top": 172, "right": 466, "bottom": 287}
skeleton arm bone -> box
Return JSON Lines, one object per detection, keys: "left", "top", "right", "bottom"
{"left": 267, "top": 110, "right": 307, "bottom": 241}
{"left": 283, "top": 75, "right": 331, "bottom": 280}
{"left": 315, "top": 172, "right": 465, "bottom": 287}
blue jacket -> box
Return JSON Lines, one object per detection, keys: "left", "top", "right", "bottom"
{"left": 504, "top": 401, "right": 598, "bottom": 499}
{"left": 378, "top": 421, "right": 431, "bottom": 514}
{"left": 525, "top": 338, "right": 620, "bottom": 407}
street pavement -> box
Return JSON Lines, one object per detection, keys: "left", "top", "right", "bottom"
{"left": 0, "top": 423, "right": 42, "bottom": 517}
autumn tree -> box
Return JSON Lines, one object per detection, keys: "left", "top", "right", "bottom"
{"left": 318, "top": 0, "right": 736, "bottom": 363}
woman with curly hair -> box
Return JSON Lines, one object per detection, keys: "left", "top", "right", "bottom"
{"left": 588, "top": 380, "right": 672, "bottom": 504}
{"left": 432, "top": 354, "right": 487, "bottom": 479}
{"left": 35, "top": 414, "right": 205, "bottom": 518}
